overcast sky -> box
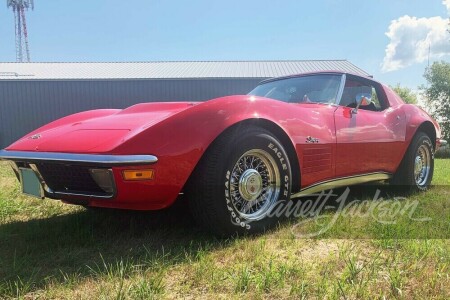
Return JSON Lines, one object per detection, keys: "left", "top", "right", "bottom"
{"left": 0, "top": 0, "right": 449, "bottom": 89}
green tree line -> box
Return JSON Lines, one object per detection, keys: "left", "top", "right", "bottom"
{"left": 422, "top": 61, "right": 450, "bottom": 140}
{"left": 392, "top": 61, "right": 449, "bottom": 140}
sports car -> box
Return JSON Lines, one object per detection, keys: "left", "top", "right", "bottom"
{"left": 0, "top": 71, "right": 446, "bottom": 235}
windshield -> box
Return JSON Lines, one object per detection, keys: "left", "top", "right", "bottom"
{"left": 248, "top": 74, "right": 342, "bottom": 104}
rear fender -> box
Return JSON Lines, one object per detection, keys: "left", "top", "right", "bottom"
{"left": 403, "top": 104, "right": 440, "bottom": 149}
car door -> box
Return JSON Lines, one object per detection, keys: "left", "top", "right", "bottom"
{"left": 334, "top": 75, "right": 406, "bottom": 178}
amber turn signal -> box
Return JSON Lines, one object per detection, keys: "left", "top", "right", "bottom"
{"left": 122, "top": 169, "right": 154, "bottom": 181}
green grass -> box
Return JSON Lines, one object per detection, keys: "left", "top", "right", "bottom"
{"left": 0, "top": 160, "right": 449, "bottom": 299}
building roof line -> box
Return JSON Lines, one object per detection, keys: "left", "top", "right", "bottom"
{"left": 0, "top": 60, "right": 371, "bottom": 80}
{"left": 0, "top": 59, "right": 351, "bottom": 64}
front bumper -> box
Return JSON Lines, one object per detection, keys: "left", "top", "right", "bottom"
{"left": 0, "top": 150, "right": 158, "bottom": 166}
{"left": 0, "top": 150, "right": 158, "bottom": 200}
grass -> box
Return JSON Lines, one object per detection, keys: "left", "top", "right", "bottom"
{"left": 0, "top": 160, "right": 449, "bottom": 299}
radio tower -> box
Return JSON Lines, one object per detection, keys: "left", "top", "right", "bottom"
{"left": 7, "top": 0, "right": 34, "bottom": 62}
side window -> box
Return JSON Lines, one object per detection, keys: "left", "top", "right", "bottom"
{"left": 370, "top": 87, "right": 382, "bottom": 110}
{"left": 340, "top": 78, "right": 385, "bottom": 111}
{"left": 248, "top": 75, "right": 342, "bottom": 104}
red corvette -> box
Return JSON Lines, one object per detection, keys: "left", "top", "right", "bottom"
{"left": 0, "top": 72, "right": 446, "bottom": 234}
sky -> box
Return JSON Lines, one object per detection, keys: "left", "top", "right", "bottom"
{"left": 0, "top": 0, "right": 449, "bottom": 90}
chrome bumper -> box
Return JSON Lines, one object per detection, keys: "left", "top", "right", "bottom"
{"left": 0, "top": 150, "right": 158, "bottom": 166}
{"left": 0, "top": 150, "right": 158, "bottom": 201}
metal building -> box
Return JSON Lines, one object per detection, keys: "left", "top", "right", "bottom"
{"left": 0, "top": 61, "right": 370, "bottom": 148}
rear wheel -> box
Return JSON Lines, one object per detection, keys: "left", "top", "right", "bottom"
{"left": 187, "top": 126, "right": 292, "bottom": 236}
{"left": 391, "top": 132, "right": 434, "bottom": 192}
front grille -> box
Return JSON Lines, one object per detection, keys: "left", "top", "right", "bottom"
{"left": 36, "top": 163, "right": 109, "bottom": 196}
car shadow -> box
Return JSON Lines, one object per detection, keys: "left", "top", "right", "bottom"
{"left": 0, "top": 199, "right": 231, "bottom": 294}
{"left": 0, "top": 184, "right": 428, "bottom": 294}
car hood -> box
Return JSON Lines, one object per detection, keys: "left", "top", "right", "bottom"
{"left": 7, "top": 102, "right": 199, "bottom": 153}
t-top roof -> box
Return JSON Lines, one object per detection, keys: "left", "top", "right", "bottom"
{"left": 0, "top": 60, "right": 370, "bottom": 80}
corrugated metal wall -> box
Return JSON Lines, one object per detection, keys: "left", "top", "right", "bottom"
{"left": 0, "top": 78, "right": 263, "bottom": 148}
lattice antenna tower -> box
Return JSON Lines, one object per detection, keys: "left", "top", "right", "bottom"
{"left": 7, "top": 0, "right": 34, "bottom": 62}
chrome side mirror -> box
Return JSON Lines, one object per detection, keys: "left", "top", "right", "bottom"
{"left": 352, "top": 93, "right": 372, "bottom": 114}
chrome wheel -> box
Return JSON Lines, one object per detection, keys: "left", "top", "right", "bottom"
{"left": 229, "top": 149, "right": 281, "bottom": 221}
{"left": 414, "top": 144, "right": 431, "bottom": 186}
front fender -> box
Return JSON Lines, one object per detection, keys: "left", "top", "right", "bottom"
{"left": 110, "top": 96, "right": 298, "bottom": 206}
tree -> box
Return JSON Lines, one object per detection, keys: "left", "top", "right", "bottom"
{"left": 421, "top": 61, "right": 450, "bottom": 139}
{"left": 390, "top": 84, "right": 418, "bottom": 104}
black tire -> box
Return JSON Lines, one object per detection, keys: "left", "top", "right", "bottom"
{"left": 391, "top": 131, "right": 434, "bottom": 192}
{"left": 187, "top": 126, "right": 292, "bottom": 236}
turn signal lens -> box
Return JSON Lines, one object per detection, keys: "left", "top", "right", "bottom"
{"left": 122, "top": 169, "right": 154, "bottom": 181}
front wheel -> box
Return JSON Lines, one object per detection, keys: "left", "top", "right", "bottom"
{"left": 187, "top": 126, "right": 292, "bottom": 236}
{"left": 391, "top": 132, "right": 434, "bottom": 192}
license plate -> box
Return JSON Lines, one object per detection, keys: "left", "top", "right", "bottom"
{"left": 19, "top": 168, "right": 44, "bottom": 199}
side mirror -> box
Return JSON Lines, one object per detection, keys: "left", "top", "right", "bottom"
{"left": 352, "top": 93, "right": 372, "bottom": 114}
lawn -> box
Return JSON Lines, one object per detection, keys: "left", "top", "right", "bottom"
{"left": 0, "top": 160, "right": 449, "bottom": 299}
